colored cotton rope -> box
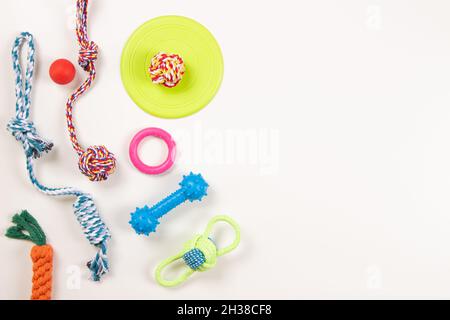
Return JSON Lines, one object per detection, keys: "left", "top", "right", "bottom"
{"left": 5, "top": 211, "right": 53, "bottom": 300}
{"left": 155, "top": 216, "right": 241, "bottom": 287}
{"left": 66, "top": 0, "right": 116, "bottom": 182}
{"left": 149, "top": 52, "right": 185, "bottom": 88}
{"left": 8, "top": 32, "right": 111, "bottom": 282}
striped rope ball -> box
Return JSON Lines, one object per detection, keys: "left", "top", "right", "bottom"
{"left": 149, "top": 52, "right": 185, "bottom": 88}
{"left": 78, "top": 145, "right": 116, "bottom": 182}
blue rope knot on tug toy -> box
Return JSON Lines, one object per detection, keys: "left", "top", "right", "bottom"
{"left": 183, "top": 237, "right": 218, "bottom": 271}
{"left": 130, "top": 173, "right": 209, "bottom": 236}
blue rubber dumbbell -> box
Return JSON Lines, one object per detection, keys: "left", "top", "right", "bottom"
{"left": 130, "top": 172, "right": 209, "bottom": 236}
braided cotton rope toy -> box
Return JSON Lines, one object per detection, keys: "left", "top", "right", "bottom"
{"left": 149, "top": 52, "right": 185, "bottom": 88}
{"left": 8, "top": 32, "right": 111, "bottom": 281}
{"left": 6, "top": 211, "right": 53, "bottom": 300}
{"left": 66, "top": 0, "right": 116, "bottom": 182}
{"left": 155, "top": 215, "right": 241, "bottom": 287}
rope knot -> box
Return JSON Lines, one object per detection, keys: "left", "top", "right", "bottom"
{"left": 78, "top": 41, "right": 98, "bottom": 71}
{"left": 149, "top": 52, "right": 185, "bottom": 88}
{"left": 78, "top": 145, "right": 116, "bottom": 182}
{"left": 7, "top": 118, "right": 53, "bottom": 159}
{"left": 183, "top": 235, "right": 217, "bottom": 271}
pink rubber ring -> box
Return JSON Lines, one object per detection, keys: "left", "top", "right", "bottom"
{"left": 129, "top": 128, "right": 176, "bottom": 175}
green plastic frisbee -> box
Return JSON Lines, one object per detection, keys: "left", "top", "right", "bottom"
{"left": 121, "top": 16, "right": 224, "bottom": 119}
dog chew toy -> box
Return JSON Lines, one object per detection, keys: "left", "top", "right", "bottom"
{"left": 129, "top": 127, "right": 176, "bottom": 175}
{"left": 121, "top": 15, "right": 224, "bottom": 119}
{"left": 155, "top": 215, "right": 240, "bottom": 287}
{"left": 149, "top": 52, "right": 185, "bottom": 88}
{"left": 130, "top": 173, "right": 208, "bottom": 235}
{"left": 66, "top": 0, "right": 117, "bottom": 182}
{"left": 49, "top": 59, "right": 76, "bottom": 85}
{"left": 5, "top": 211, "right": 53, "bottom": 300}
{"left": 8, "top": 32, "right": 111, "bottom": 282}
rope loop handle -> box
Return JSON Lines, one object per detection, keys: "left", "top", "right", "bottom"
{"left": 204, "top": 215, "right": 241, "bottom": 257}
{"left": 12, "top": 32, "right": 35, "bottom": 116}
{"left": 8, "top": 33, "right": 54, "bottom": 160}
{"left": 155, "top": 215, "right": 241, "bottom": 287}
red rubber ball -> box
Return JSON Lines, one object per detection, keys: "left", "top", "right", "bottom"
{"left": 49, "top": 59, "right": 76, "bottom": 85}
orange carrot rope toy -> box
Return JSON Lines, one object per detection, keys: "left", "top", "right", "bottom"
{"left": 5, "top": 211, "right": 53, "bottom": 300}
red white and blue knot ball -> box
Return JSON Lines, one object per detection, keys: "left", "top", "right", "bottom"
{"left": 78, "top": 145, "right": 116, "bottom": 182}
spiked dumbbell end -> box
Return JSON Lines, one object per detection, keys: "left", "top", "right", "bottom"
{"left": 129, "top": 206, "right": 160, "bottom": 236}
{"left": 180, "top": 172, "right": 209, "bottom": 202}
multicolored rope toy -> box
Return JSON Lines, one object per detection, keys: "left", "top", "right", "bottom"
{"left": 5, "top": 211, "right": 53, "bottom": 300}
{"left": 8, "top": 32, "right": 111, "bottom": 282}
{"left": 66, "top": 0, "right": 117, "bottom": 182}
{"left": 149, "top": 52, "right": 185, "bottom": 88}
{"left": 155, "top": 215, "right": 241, "bottom": 287}
{"left": 130, "top": 173, "right": 209, "bottom": 236}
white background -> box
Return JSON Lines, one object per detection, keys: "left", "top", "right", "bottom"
{"left": 1, "top": 0, "right": 450, "bottom": 300}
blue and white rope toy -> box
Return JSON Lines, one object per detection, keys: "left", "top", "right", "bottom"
{"left": 7, "top": 32, "right": 111, "bottom": 282}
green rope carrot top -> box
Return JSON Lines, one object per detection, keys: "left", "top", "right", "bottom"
{"left": 6, "top": 211, "right": 46, "bottom": 246}
{"left": 155, "top": 215, "right": 241, "bottom": 287}
{"left": 6, "top": 211, "right": 53, "bottom": 300}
